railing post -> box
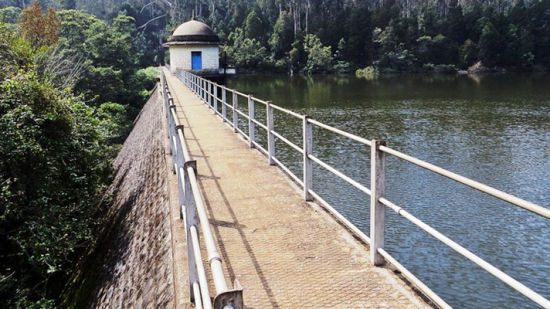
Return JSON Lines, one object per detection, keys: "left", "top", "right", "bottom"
{"left": 248, "top": 95, "right": 255, "bottom": 148}
{"left": 267, "top": 102, "right": 275, "bottom": 165}
{"left": 303, "top": 115, "right": 313, "bottom": 201}
{"left": 221, "top": 87, "right": 227, "bottom": 122}
{"left": 370, "top": 139, "right": 386, "bottom": 266}
{"left": 213, "top": 84, "right": 218, "bottom": 113}
{"left": 232, "top": 91, "right": 238, "bottom": 133}
{"left": 208, "top": 82, "right": 212, "bottom": 107}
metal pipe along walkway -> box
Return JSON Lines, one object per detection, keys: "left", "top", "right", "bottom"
{"left": 162, "top": 68, "right": 430, "bottom": 308}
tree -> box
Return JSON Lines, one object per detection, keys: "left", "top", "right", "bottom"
{"left": 268, "top": 10, "right": 293, "bottom": 59}
{"left": 303, "top": 33, "right": 333, "bottom": 73}
{"left": 504, "top": 23, "right": 533, "bottom": 68}
{"left": 0, "top": 6, "right": 21, "bottom": 24}
{"left": 458, "top": 39, "right": 478, "bottom": 68}
{"left": 333, "top": 38, "right": 351, "bottom": 73}
{"left": 444, "top": 0, "right": 465, "bottom": 44}
{"left": 416, "top": 34, "right": 457, "bottom": 64}
{"left": 344, "top": 6, "right": 373, "bottom": 66}
{"left": 20, "top": 1, "right": 60, "bottom": 47}
{"left": 0, "top": 24, "right": 114, "bottom": 307}
{"left": 289, "top": 31, "right": 305, "bottom": 73}
{"left": 225, "top": 27, "right": 269, "bottom": 69}
{"left": 374, "top": 44, "right": 418, "bottom": 72}
{"left": 478, "top": 18, "right": 504, "bottom": 67}
{"left": 244, "top": 5, "right": 268, "bottom": 45}
{"left": 55, "top": 10, "right": 141, "bottom": 106}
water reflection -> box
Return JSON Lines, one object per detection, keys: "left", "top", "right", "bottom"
{"left": 227, "top": 73, "right": 550, "bottom": 309}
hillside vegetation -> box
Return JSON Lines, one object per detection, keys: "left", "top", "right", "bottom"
{"left": 0, "top": 2, "right": 156, "bottom": 307}
{"left": 3, "top": 0, "right": 550, "bottom": 73}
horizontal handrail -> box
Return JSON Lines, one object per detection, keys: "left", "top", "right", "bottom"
{"left": 235, "top": 126, "right": 249, "bottom": 139}
{"left": 271, "top": 103, "right": 303, "bottom": 119}
{"left": 308, "top": 118, "right": 372, "bottom": 146}
{"left": 222, "top": 101, "right": 234, "bottom": 110}
{"left": 232, "top": 88, "right": 248, "bottom": 98}
{"left": 251, "top": 96, "right": 270, "bottom": 106}
{"left": 379, "top": 145, "right": 550, "bottom": 220}
{"left": 235, "top": 108, "right": 249, "bottom": 120}
{"left": 271, "top": 130, "right": 303, "bottom": 154}
{"left": 251, "top": 141, "right": 268, "bottom": 155}
{"left": 379, "top": 196, "right": 550, "bottom": 308}
{"left": 307, "top": 189, "right": 371, "bottom": 245}
{"left": 250, "top": 117, "right": 268, "bottom": 131}
{"left": 272, "top": 156, "right": 303, "bottom": 186}
{"left": 176, "top": 68, "right": 550, "bottom": 309}
{"left": 377, "top": 247, "right": 452, "bottom": 309}
{"left": 308, "top": 154, "right": 371, "bottom": 196}
{"left": 162, "top": 70, "right": 242, "bottom": 308}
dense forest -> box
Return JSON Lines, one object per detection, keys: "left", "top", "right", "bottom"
{"left": 4, "top": 0, "right": 550, "bottom": 74}
{"left": 1, "top": 0, "right": 550, "bottom": 307}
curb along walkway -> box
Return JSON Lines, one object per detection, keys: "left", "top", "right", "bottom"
{"left": 163, "top": 68, "right": 430, "bottom": 309}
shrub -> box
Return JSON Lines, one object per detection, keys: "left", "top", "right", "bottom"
{"left": 355, "top": 66, "right": 379, "bottom": 79}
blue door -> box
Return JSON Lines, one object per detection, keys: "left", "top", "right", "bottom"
{"left": 191, "top": 51, "right": 202, "bottom": 70}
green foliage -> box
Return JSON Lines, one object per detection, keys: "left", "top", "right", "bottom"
{"left": 478, "top": 18, "right": 504, "bottom": 67}
{"left": 343, "top": 7, "right": 373, "bottom": 66}
{"left": 0, "top": 4, "right": 158, "bottom": 305}
{"left": 374, "top": 46, "right": 419, "bottom": 72}
{"left": 422, "top": 63, "right": 458, "bottom": 73}
{"left": 303, "top": 34, "right": 333, "bottom": 74}
{"left": 269, "top": 11, "right": 293, "bottom": 59}
{"left": 0, "top": 68, "right": 112, "bottom": 309}
{"left": 355, "top": 66, "right": 379, "bottom": 80}
{"left": 0, "top": 23, "right": 34, "bottom": 80}
{"left": 332, "top": 38, "right": 351, "bottom": 73}
{"left": 55, "top": 9, "right": 153, "bottom": 118}
{"left": 505, "top": 23, "right": 534, "bottom": 68}
{"left": 0, "top": 6, "right": 20, "bottom": 23}
{"left": 459, "top": 39, "right": 478, "bottom": 68}
{"left": 133, "top": 66, "right": 159, "bottom": 91}
{"left": 4, "top": 0, "right": 550, "bottom": 73}
{"left": 415, "top": 34, "right": 457, "bottom": 65}
{"left": 289, "top": 32, "right": 306, "bottom": 73}
{"left": 224, "top": 27, "right": 269, "bottom": 69}
{"left": 244, "top": 6, "right": 268, "bottom": 45}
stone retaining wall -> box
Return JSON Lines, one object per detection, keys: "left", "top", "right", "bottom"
{"left": 87, "top": 88, "right": 176, "bottom": 308}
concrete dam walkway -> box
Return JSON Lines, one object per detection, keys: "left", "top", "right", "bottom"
{"left": 163, "top": 68, "right": 429, "bottom": 308}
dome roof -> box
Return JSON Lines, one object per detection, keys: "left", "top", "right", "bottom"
{"left": 167, "top": 20, "right": 219, "bottom": 45}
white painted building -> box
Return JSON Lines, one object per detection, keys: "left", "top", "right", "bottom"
{"left": 165, "top": 20, "right": 220, "bottom": 74}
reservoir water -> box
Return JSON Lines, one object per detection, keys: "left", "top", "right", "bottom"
{"left": 226, "top": 73, "right": 550, "bottom": 309}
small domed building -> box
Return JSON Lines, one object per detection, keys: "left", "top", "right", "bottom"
{"left": 165, "top": 20, "right": 220, "bottom": 74}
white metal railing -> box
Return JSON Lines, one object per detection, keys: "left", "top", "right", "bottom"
{"left": 160, "top": 71, "right": 243, "bottom": 309}
{"left": 175, "top": 69, "right": 550, "bottom": 309}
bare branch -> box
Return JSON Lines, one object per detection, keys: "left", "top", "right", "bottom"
{"left": 137, "top": 13, "right": 167, "bottom": 31}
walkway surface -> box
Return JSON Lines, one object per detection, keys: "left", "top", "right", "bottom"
{"left": 163, "top": 68, "right": 430, "bottom": 309}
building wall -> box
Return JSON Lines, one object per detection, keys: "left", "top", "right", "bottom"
{"left": 169, "top": 45, "right": 219, "bottom": 73}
